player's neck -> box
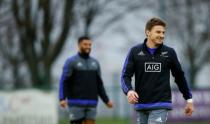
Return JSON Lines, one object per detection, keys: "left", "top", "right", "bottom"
{"left": 146, "top": 40, "right": 157, "bottom": 48}
{"left": 78, "top": 52, "right": 89, "bottom": 59}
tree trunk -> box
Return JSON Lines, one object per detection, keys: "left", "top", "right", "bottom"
{"left": 12, "top": 63, "right": 22, "bottom": 89}
{"left": 188, "top": 63, "right": 197, "bottom": 89}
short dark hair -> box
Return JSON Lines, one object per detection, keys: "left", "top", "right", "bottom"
{"left": 78, "top": 36, "right": 91, "bottom": 44}
{"left": 145, "top": 17, "right": 166, "bottom": 31}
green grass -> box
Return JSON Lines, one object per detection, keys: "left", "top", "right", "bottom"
{"left": 59, "top": 118, "right": 130, "bottom": 124}
{"left": 168, "top": 121, "right": 210, "bottom": 124}
{"left": 59, "top": 118, "right": 209, "bottom": 124}
{"left": 96, "top": 118, "right": 130, "bottom": 124}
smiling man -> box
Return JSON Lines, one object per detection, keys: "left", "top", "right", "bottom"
{"left": 59, "top": 36, "right": 113, "bottom": 124}
{"left": 121, "top": 17, "right": 194, "bottom": 124}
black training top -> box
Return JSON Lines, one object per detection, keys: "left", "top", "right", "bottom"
{"left": 59, "top": 53, "right": 109, "bottom": 107}
{"left": 121, "top": 39, "right": 192, "bottom": 110}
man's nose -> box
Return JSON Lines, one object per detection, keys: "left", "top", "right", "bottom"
{"left": 86, "top": 45, "right": 91, "bottom": 49}
{"left": 160, "top": 33, "right": 165, "bottom": 38}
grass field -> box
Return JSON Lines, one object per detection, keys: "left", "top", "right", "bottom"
{"left": 59, "top": 118, "right": 130, "bottom": 124}
{"left": 96, "top": 118, "right": 130, "bottom": 124}
{"left": 59, "top": 118, "right": 209, "bottom": 124}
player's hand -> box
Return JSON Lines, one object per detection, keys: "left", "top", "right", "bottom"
{"left": 106, "top": 101, "right": 113, "bottom": 108}
{"left": 127, "top": 90, "right": 139, "bottom": 104}
{"left": 60, "top": 100, "right": 68, "bottom": 108}
{"left": 185, "top": 102, "right": 194, "bottom": 116}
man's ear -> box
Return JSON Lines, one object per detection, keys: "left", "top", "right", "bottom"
{"left": 145, "top": 30, "right": 150, "bottom": 37}
{"left": 77, "top": 45, "right": 81, "bottom": 52}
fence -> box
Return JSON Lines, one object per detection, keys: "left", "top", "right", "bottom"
{"left": 0, "top": 90, "right": 58, "bottom": 124}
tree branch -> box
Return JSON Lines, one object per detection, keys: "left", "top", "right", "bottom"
{"left": 47, "top": 0, "right": 74, "bottom": 66}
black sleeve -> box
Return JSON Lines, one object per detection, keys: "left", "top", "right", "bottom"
{"left": 97, "top": 63, "right": 109, "bottom": 104}
{"left": 121, "top": 48, "right": 134, "bottom": 95}
{"left": 170, "top": 49, "right": 192, "bottom": 100}
{"left": 59, "top": 58, "right": 74, "bottom": 101}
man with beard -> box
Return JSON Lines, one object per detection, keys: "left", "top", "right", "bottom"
{"left": 121, "top": 17, "right": 194, "bottom": 124}
{"left": 59, "top": 36, "right": 113, "bottom": 124}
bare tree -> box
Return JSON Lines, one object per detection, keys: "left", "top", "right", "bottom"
{"left": 73, "top": 0, "right": 151, "bottom": 38}
{"left": 159, "top": 0, "right": 210, "bottom": 88}
{"left": 0, "top": 0, "right": 75, "bottom": 89}
{"left": 0, "top": 0, "right": 25, "bottom": 89}
{"left": 0, "top": 19, "right": 24, "bottom": 88}
{"left": 0, "top": 0, "right": 150, "bottom": 89}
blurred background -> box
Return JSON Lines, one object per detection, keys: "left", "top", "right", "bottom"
{"left": 0, "top": 0, "right": 210, "bottom": 124}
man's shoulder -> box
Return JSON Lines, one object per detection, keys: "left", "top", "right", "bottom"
{"left": 161, "top": 44, "right": 178, "bottom": 57}
{"left": 162, "top": 44, "right": 175, "bottom": 52}
{"left": 65, "top": 54, "right": 79, "bottom": 64}
{"left": 89, "top": 56, "right": 99, "bottom": 63}
{"left": 130, "top": 43, "right": 144, "bottom": 51}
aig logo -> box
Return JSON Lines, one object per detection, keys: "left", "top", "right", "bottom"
{"left": 145, "top": 62, "right": 161, "bottom": 72}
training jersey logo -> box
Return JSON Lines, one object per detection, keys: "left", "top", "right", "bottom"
{"left": 138, "top": 51, "right": 145, "bottom": 56}
{"left": 160, "top": 51, "right": 169, "bottom": 57}
{"left": 145, "top": 62, "right": 161, "bottom": 72}
{"left": 91, "top": 62, "right": 97, "bottom": 66}
{"left": 77, "top": 62, "right": 83, "bottom": 67}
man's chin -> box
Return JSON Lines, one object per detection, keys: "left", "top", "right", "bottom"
{"left": 154, "top": 41, "right": 163, "bottom": 47}
{"left": 84, "top": 51, "right": 90, "bottom": 55}
{"left": 157, "top": 40, "right": 163, "bottom": 44}
{"left": 85, "top": 51, "right": 90, "bottom": 54}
